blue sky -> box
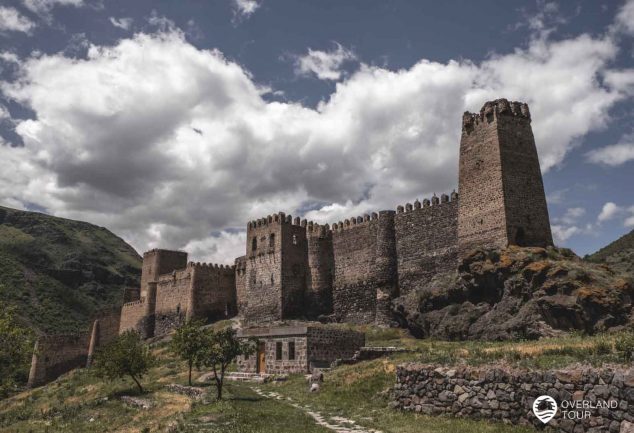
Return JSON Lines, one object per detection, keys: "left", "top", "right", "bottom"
{"left": 0, "top": 0, "right": 633, "bottom": 262}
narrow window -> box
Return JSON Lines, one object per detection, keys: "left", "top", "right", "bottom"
{"left": 292, "top": 234, "right": 298, "bottom": 245}
{"left": 252, "top": 237, "right": 257, "bottom": 251}
{"left": 270, "top": 274, "right": 274, "bottom": 285}
{"left": 288, "top": 342, "right": 295, "bottom": 360}
{"left": 276, "top": 342, "right": 283, "bottom": 360}
{"left": 269, "top": 233, "right": 275, "bottom": 249}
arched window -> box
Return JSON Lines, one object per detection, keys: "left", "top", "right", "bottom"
{"left": 269, "top": 233, "right": 275, "bottom": 249}
{"left": 292, "top": 234, "right": 298, "bottom": 245}
{"left": 252, "top": 237, "right": 257, "bottom": 251}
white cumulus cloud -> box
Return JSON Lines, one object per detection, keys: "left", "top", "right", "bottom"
{"left": 551, "top": 224, "right": 581, "bottom": 243}
{"left": 0, "top": 6, "right": 632, "bottom": 263}
{"left": 586, "top": 134, "right": 634, "bottom": 166}
{"left": 295, "top": 43, "right": 357, "bottom": 81}
{"left": 0, "top": 6, "right": 36, "bottom": 34}
{"left": 598, "top": 202, "right": 623, "bottom": 222}
{"left": 232, "top": 0, "right": 260, "bottom": 21}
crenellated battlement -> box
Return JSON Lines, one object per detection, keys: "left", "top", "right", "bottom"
{"left": 247, "top": 212, "right": 292, "bottom": 229}
{"left": 462, "top": 99, "right": 531, "bottom": 133}
{"left": 122, "top": 298, "right": 145, "bottom": 308}
{"left": 332, "top": 212, "right": 379, "bottom": 231}
{"left": 395, "top": 190, "right": 459, "bottom": 214}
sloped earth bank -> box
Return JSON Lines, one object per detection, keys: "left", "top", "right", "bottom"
{"left": 392, "top": 246, "right": 634, "bottom": 340}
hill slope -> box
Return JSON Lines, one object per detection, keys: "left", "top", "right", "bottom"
{"left": 0, "top": 206, "right": 141, "bottom": 334}
{"left": 587, "top": 228, "right": 634, "bottom": 276}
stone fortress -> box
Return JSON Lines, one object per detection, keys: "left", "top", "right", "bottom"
{"left": 119, "top": 97, "right": 553, "bottom": 336}
{"left": 28, "top": 98, "right": 554, "bottom": 385}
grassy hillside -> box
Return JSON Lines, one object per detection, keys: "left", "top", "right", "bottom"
{"left": 1, "top": 324, "right": 633, "bottom": 432}
{"left": 587, "top": 228, "right": 634, "bottom": 276}
{"left": 0, "top": 206, "right": 141, "bottom": 334}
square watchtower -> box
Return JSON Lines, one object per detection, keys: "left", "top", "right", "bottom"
{"left": 243, "top": 213, "right": 308, "bottom": 322}
{"left": 458, "top": 99, "right": 553, "bottom": 255}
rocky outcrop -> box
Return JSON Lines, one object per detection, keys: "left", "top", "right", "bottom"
{"left": 393, "top": 246, "right": 634, "bottom": 340}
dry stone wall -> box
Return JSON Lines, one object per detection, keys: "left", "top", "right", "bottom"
{"left": 393, "top": 364, "right": 634, "bottom": 432}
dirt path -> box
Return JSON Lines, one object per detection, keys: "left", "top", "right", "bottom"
{"left": 252, "top": 387, "right": 384, "bottom": 433}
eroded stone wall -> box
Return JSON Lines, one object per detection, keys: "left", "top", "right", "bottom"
{"left": 393, "top": 364, "right": 634, "bottom": 432}
{"left": 28, "top": 333, "right": 90, "bottom": 387}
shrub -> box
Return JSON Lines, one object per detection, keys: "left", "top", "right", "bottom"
{"left": 615, "top": 332, "right": 634, "bottom": 361}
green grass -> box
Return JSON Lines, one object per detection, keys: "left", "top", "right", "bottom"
{"left": 2, "top": 325, "right": 634, "bottom": 432}
{"left": 177, "top": 384, "right": 331, "bottom": 433}
{"left": 260, "top": 359, "right": 535, "bottom": 433}
{"left": 0, "top": 205, "right": 141, "bottom": 334}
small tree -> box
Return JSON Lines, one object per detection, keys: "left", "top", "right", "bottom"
{"left": 204, "top": 327, "right": 254, "bottom": 400}
{"left": 170, "top": 319, "right": 208, "bottom": 386}
{"left": 93, "top": 330, "right": 155, "bottom": 393}
{"left": 0, "top": 306, "right": 35, "bottom": 397}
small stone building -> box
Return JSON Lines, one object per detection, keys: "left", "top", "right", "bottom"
{"left": 236, "top": 326, "right": 365, "bottom": 374}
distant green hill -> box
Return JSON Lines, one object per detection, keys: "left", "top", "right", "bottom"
{"left": 586, "top": 228, "right": 634, "bottom": 276}
{"left": 0, "top": 206, "right": 141, "bottom": 334}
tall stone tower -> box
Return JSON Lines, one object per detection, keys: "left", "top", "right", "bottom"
{"left": 457, "top": 99, "right": 553, "bottom": 255}
{"left": 243, "top": 213, "right": 308, "bottom": 323}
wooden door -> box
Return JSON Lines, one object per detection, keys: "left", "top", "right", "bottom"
{"left": 257, "top": 342, "right": 266, "bottom": 374}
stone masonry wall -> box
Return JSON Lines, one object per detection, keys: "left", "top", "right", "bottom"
{"left": 281, "top": 221, "right": 308, "bottom": 319}
{"left": 393, "top": 364, "right": 634, "bottom": 432}
{"left": 244, "top": 215, "right": 284, "bottom": 323}
{"left": 119, "top": 298, "right": 147, "bottom": 334}
{"left": 190, "top": 263, "right": 236, "bottom": 320}
{"left": 236, "top": 334, "right": 309, "bottom": 374}
{"left": 140, "top": 249, "right": 188, "bottom": 297}
{"left": 155, "top": 267, "right": 192, "bottom": 315}
{"left": 458, "top": 107, "right": 509, "bottom": 256}
{"left": 235, "top": 256, "right": 247, "bottom": 315}
{"left": 331, "top": 216, "right": 379, "bottom": 323}
{"left": 306, "top": 327, "right": 365, "bottom": 366}
{"left": 306, "top": 223, "right": 334, "bottom": 318}
{"left": 28, "top": 333, "right": 90, "bottom": 387}
{"left": 394, "top": 193, "right": 459, "bottom": 295}
{"left": 496, "top": 104, "right": 553, "bottom": 248}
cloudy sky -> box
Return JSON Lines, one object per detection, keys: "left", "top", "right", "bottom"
{"left": 0, "top": 0, "right": 633, "bottom": 263}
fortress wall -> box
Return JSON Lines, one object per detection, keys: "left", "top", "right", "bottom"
{"left": 245, "top": 216, "right": 284, "bottom": 323}
{"left": 28, "top": 333, "right": 90, "bottom": 387}
{"left": 394, "top": 194, "right": 459, "bottom": 295}
{"left": 281, "top": 221, "right": 308, "bottom": 318}
{"left": 155, "top": 267, "right": 192, "bottom": 315}
{"left": 331, "top": 216, "right": 379, "bottom": 323}
{"left": 94, "top": 309, "right": 121, "bottom": 347}
{"left": 119, "top": 299, "right": 147, "bottom": 334}
{"left": 191, "top": 263, "right": 236, "bottom": 320}
{"left": 235, "top": 256, "right": 247, "bottom": 316}
{"left": 306, "top": 223, "right": 334, "bottom": 318}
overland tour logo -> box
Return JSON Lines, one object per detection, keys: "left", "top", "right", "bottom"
{"left": 533, "top": 395, "right": 558, "bottom": 424}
